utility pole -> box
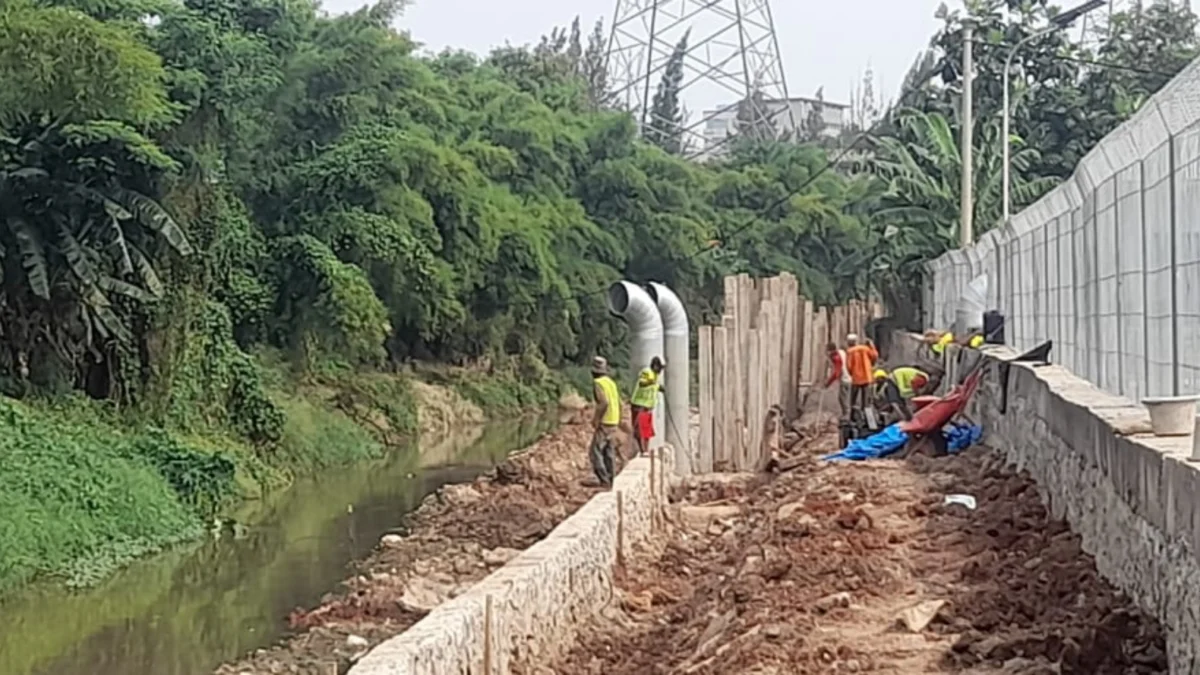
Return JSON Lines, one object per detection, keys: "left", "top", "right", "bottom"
{"left": 959, "top": 17, "right": 975, "bottom": 248}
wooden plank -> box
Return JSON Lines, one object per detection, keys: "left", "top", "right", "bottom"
{"left": 712, "top": 324, "right": 728, "bottom": 470}
{"left": 720, "top": 316, "right": 735, "bottom": 471}
{"left": 778, "top": 277, "right": 791, "bottom": 416}
{"left": 798, "top": 298, "right": 813, "bottom": 387}
{"left": 735, "top": 275, "right": 751, "bottom": 468}
{"left": 814, "top": 307, "right": 828, "bottom": 394}
{"left": 698, "top": 326, "right": 714, "bottom": 474}
{"left": 790, "top": 280, "right": 799, "bottom": 409}
{"left": 746, "top": 312, "right": 763, "bottom": 471}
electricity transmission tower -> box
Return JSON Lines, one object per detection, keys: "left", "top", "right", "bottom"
{"left": 1077, "top": 0, "right": 1190, "bottom": 48}
{"left": 604, "top": 0, "right": 794, "bottom": 158}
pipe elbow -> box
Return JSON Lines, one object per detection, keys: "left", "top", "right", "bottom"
{"left": 607, "top": 281, "right": 663, "bottom": 337}
{"left": 646, "top": 282, "right": 688, "bottom": 336}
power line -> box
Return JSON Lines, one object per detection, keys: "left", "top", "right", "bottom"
{"left": 968, "top": 38, "right": 1181, "bottom": 78}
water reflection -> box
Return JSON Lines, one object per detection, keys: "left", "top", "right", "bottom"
{"left": 0, "top": 415, "right": 556, "bottom": 675}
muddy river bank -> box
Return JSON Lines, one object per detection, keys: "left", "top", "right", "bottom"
{"left": 1, "top": 414, "right": 558, "bottom": 675}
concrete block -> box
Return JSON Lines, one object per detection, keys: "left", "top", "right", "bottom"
{"left": 349, "top": 454, "right": 666, "bottom": 675}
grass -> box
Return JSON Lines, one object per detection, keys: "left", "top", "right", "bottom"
{"left": 0, "top": 346, "right": 587, "bottom": 595}
{"left": 0, "top": 398, "right": 204, "bottom": 591}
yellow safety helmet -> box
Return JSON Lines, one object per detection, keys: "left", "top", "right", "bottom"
{"left": 873, "top": 369, "right": 888, "bottom": 380}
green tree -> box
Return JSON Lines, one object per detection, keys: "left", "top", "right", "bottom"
{"left": 0, "top": 2, "right": 190, "bottom": 397}
{"left": 645, "top": 31, "right": 689, "bottom": 155}
{"left": 864, "top": 108, "right": 1055, "bottom": 322}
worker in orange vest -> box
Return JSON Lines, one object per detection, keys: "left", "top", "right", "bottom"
{"left": 844, "top": 334, "right": 878, "bottom": 412}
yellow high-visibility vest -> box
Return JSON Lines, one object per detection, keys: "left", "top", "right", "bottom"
{"left": 891, "top": 367, "right": 927, "bottom": 399}
{"left": 594, "top": 376, "right": 621, "bottom": 426}
{"left": 931, "top": 332, "right": 954, "bottom": 354}
{"left": 631, "top": 368, "right": 660, "bottom": 408}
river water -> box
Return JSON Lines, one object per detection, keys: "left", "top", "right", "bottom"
{"left": 0, "top": 415, "right": 557, "bottom": 675}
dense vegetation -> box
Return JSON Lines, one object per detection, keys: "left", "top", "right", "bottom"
{"left": 0, "top": 0, "right": 1194, "bottom": 591}
{"left": 0, "top": 0, "right": 881, "bottom": 591}
{"left": 855, "top": 0, "right": 1199, "bottom": 320}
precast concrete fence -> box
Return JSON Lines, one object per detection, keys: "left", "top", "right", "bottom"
{"left": 925, "top": 56, "right": 1200, "bottom": 402}
{"left": 696, "top": 273, "right": 881, "bottom": 472}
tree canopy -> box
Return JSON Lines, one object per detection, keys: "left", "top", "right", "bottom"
{"left": 855, "top": 0, "right": 1199, "bottom": 325}
{"left": 0, "top": 0, "right": 881, "bottom": 440}
{"left": 2, "top": 0, "right": 1194, "bottom": 419}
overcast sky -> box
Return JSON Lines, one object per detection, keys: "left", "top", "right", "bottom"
{"left": 323, "top": 0, "right": 952, "bottom": 113}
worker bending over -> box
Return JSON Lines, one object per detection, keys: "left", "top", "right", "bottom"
{"left": 589, "top": 356, "right": 622, "bottom": 487}
{"left": 872, "top": 366, "right": 931, "bottom": 422}
{"left": 845, "top": 334, "right": 878, "bottom": 412}
{"left": 629, "top": 356, "right": 665, "bottom": 457}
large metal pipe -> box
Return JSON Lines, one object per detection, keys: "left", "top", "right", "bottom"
{"left": 647, "top": 282, "right": 691, "bottom": 475}
{"left": 607, "top": 281, "right": 665, "bottom": 449}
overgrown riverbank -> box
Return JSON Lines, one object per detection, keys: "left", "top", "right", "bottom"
{"left": 0, "top": 361, "right": 579, "bottom": 596}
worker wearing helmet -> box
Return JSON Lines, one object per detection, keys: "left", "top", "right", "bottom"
{"left": 873, "top": 366, "right": 931, "bottom": 422}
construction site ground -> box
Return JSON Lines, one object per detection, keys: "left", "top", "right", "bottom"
{"left": 521, "top": 428, "right": 1168, "bottom": 675}
{"left": 216, "top": 410, "right": 609, "bottom": 675}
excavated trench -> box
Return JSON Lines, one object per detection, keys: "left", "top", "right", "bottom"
{"left": 519, "top": 430, "right": 1167, "bottom": 674}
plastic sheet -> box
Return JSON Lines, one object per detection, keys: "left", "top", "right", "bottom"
{"left": 943, "top": 423, "right": 983, "bottom": 453}
{"left": 823, "top": 424, "right": 909, "bottom": 461}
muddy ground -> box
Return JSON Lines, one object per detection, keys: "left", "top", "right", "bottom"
{"left": 526, "top": 431, "right": 1167, "bottom": 675}
{"left": 217, "top": 412, "right": 624, "bottom": 675}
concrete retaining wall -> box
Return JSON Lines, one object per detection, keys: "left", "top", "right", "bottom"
{"left": 892, "top": 334, "right": 1200, "bottom": 672}
{"left": 349, "top": 449, "right": 670, "bottom": 675}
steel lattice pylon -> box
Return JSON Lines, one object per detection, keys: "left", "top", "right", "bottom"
{"left": 1076, "top": 0, "right": 1193, "bottom": 48}
{"left": 605, "top": 0, "right": 794, "bottom": 157}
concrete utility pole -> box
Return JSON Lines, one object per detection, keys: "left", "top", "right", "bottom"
{"left": 959, "top": 17, "right": 975, "bottom": 248}
{"left": 1002, "top": 0, "right": 1103, "bottom": 225}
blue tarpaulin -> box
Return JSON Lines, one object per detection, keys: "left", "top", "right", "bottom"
{"left": 822, "top": 421, "right": 984, "bottom": 462}
{"left": 823, "top": 424, "right": 909, "bottom": 461}
{"left": 944, "top": 423, "right": 983, "bottom": 452}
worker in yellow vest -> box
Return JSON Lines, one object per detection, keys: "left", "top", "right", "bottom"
{"left": 590, "top": 356, "right": 622, "bottom": 487}
{"left": 629, "top": 356, "right": 665, "bottom": 458}
{"left": 931, "top": 331, "right": 954, "bottom": 355}
{"left": 873, "top": 367, "right": 931, "bottom": 422}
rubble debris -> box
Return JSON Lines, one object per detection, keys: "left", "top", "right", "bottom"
{"left": 524, "top": 432, "right": 1166, "bottom": 674}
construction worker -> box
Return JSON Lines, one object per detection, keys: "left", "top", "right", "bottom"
{"left": 929, "top": 330, "right": 954, "bottom": 356}
{"left": 589, "top": 356, "right": 621, "bottom": 487}
{"left": 824, "top": 342, "right": 851, "bottom": 416}
{"left": 873, "top": 366, "right": 930, "bottom": 422}
{"left": 845, "top": 334, "right": 878, "bottom": 412}
{"left": 629, "top": 356, "right": 665, "bottom": 457}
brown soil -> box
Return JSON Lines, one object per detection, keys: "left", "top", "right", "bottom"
{"left": 217, "top": 413, "right": 626, "bottom": 675}
{"left": 525, "top": 432, "right": 1167, "bottom": 675}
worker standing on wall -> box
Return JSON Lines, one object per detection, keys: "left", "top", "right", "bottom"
{"left": 845, "top": 334, "right": 878, "bottom": 412}
{"left": 589, "top": 356, "right": 622, "bottom": 487}
{"left": 927, "top": 330, "right": 954, "bottom": 356}
{"left": 629, "top": 356, "right": 665, "bottom": 458}
{"left": 824, "top": 342, "right": 851, "bottom": 416}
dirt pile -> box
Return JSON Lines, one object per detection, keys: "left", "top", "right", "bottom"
{"left": 216, "top": 417, "right": 616, "bottom": 675}
{"left": 528, "top": 436, "right": 1166, "bottom": 674}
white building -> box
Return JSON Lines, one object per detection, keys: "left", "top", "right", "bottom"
{"left": 697, "top": 95, "right": 848, "bottom": 160}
